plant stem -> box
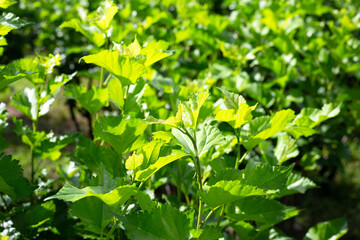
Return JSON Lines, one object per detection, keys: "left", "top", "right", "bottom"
{"left": 234, "top": 128, "right": 241, "bottom": 169}
{"left": 216, "top": 205, "right": 225, "bottom": 228}
{"left": 30, "top": 146, "right": 35, "bottom": 184}
{"left": 203, "top": 206, "right": 220, "bottom": 225}
{"left": 106, "top": 218, "right": 118, "bottom": 240}
{"left": 236, "top": 150, "right": 250, "bottom": 169}
{"left": 100, "top": 67, "right": 104, "bottom": 88}
{"left": 195, "top": 155, "right": 203, "bottom": 230}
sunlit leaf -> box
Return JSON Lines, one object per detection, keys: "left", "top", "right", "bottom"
{"left": 304, "top": 217, "right": 348, "bottom": 240}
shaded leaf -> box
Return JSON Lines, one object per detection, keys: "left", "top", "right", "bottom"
{"left": 242, "top": 161, "right": 294, "bottom": 191}
{"left": 123, "top": 204, "right": 190, "bottom": 240}
{"left": 226, "top": 196, "right": 299, "bottom": 226}
{"left": 0, "top": 153, "right": 34, "bottom": 202}
{"left": 71, "top": 197, "right": 113, "bottom": 233}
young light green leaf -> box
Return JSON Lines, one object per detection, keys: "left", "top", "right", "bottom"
{"left": 126, "top": 153, "right": 144, "bottom": 171}
{"left": 123, "top": 204, "right": 190, "bottom": 240}
{"left": 45, "top": 184, "right": 137, "bottom": 207}
{"left": 108, "top": 77, "right": 124, "bottom": 110}
{"left": 304, "top": 217, "right": 348, "bottom": 240}
{"left": 135, "top": 150, "right": 188, "bottom": 182}
{"left": 121, "top": 36, "right": 141, "bottom": 57}
{"left": 0, "top": 153, "right": 34, "bottom": 202}
{"left": 0, "top": 0, "right": 16, "bottom": 9}
{"left": 182, "top": 91, "right": 210, "bottom": 129}
{"left": 82, "top": 50, "right": 146, "bottom": 86}
{"left": 88, "top": 0, "right": 118, "bottom": 32}
{"left": 243, "top": 109, "right": 295, "bottom": 150}
{"left": 216, "top": 89, "right": 257, "bottom": 129}
{"left": 199, "top": 180, "right": 266, "bottom": 209}
{"left": 94, "top": 116, "right": 148, "bottom": 155}
{"left": 140, "top": 40, "right": 171, "bottom": 67}
{"left": 242, "top": 162, "right": 294, "bottom": 191}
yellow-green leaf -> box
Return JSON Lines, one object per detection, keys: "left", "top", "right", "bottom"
{"left": 125, "top": 153, "right": 144, "bottom": 171}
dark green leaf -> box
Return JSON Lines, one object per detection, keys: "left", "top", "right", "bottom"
{"left": 0, "top": 153, "right": 34, "bottom": 201}
{"left": 304, "top": 217, "right": 348, "bottom": 240}
{"left": 123, "top": 204, "right": 190, "bottom": 240}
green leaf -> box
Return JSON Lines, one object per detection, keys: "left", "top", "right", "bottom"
{"left": 243, "top": 109, "right": 295, "bottom": 150}
{"left": 61, "top": 19, "right": 105, "bottom": 47}
{"left": 231, "top": 221, "right": 257, "bottom": 240}
{"left": 135, "top": 150, "right": 188, "bottom": 182}
{"left": 226, "top": 196, "right": 299, "bottom": 226}
{"left": 191, "top": 226, "right": 223, "bottom": 240}
{"left": 10, "top": 87, "right": 38, "bottom": 120}
{"left": 140, "top": 40, "right": 171, "bottom": 67}
{"left": 0, "top": 12, "right": 29, "bottom": 36}
{"left": 134, "top": 191, "right": 155, "bottom": 212}
{"left": 108, "top": 77, "right": 124, "bottom": 110}
{"left": 10, "top": 87, "right": 55, "bottom": 121}
{"left": 274, "top": 133, "right": 299, "bottom": 164}
{"left": 94, "top": 116, "right": 148, "bottom": 155}
{"left": 199, "top": 180, "right": 266, "bottom": 209}
{"left": 284, "top": 126, "right": 318, "bottom": 139}
{"left": 35, "top": 133, "right": 76, "bottom": 161}
{"left": 0, "top": 0, "right": 16, "bottom": 9}
{"left": 71, "top": 197, "right": 113, "bottom": 233}
{"left": 242, "top": 162, "right": 294, "bottom": 191}
{"left": 294, "top": 103, "right": 341, "bottom": 129}
{"left": 82, "top": 50, "right": 146, "bottom": 86}
{"left": 171, "top": 128, "right": 196, "bottom": 155}
{"left": 0, "top": 153, "right": 34, "bottom": 202}
{"left": 45, "top": 184, "right": 137, "bottom": 207}
{"left": 78, "top": 86, "right": 108, "bottom": 115}
{"left": 88, "top": 0, "right": 118, "bottom": 32}
{"left": 216, "top": 89, "right": 257, "bottom": 128}
{"left": 123, "top": 204, "right": 190, "bottom": 240}
{"left": 196, "top": 124, "right": 226, "bottom": 158}
{"left": 74, "top": 136, "right": 119, "bottom": 177}
{"left": 274, "top": 172, "right": 317, "bottom": 198}
{"left": 120, "top": 36, "right": 141, "bottom": 58}
{"left": 25, "top": 201, "right": 56, "bottom": 228}
{"left": 304, "top": 217, "right": 348, "bottom": 240}
{"left": 182, "top": 91, "right": 210, "bottom": 129}
{"left": 126, "top": 153, "right": 144, "bottom": 171}
{"left": 0, "top": 63, "right": 33, "bottom": 89}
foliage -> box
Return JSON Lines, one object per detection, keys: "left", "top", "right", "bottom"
{"left": 0, "top": 0, "right": 357, "bottom": 239}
